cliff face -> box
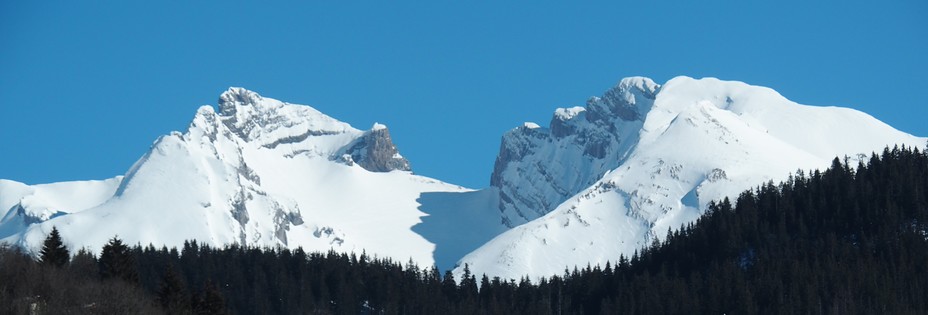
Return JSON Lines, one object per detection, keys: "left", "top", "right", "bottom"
{"left": 346, "top": 125, "right": 411, "bottom": 173}
{"left": 490, "top": 77, "right": 659, "bottom": 226}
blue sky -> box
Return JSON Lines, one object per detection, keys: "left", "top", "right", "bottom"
{"left": 1, "top": 1, "right": 926, "bottom": 188}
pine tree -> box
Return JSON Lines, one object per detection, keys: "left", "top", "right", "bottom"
{"left": 157, "top": 263, "right": 189, "bottom": 313}
{"left": 39, "top": 226, "right": 69, "bottom": 268}
{"left": 68, "top": 247, "right": 98, "bottom": 281}
{"left": 99, "top": 236, "right": 139, "bottom": 283}
{"left": 459, "top": 264, "right": 478, "bottom": 301}
{"left": 194, "top": 279, "right": 227, "bottom": 315}
{"left": 441, "top": 269, "right": 458, "bottom": 304}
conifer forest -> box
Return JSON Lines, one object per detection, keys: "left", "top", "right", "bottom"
{"left": 2, "top": 146, "right": 927, "bottom": 314}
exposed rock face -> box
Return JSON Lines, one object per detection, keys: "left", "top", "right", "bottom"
{"left": 490, "top": 77, "right": 660, "bottom": 226}
{"left": 346, "top": 125, "right": 411, "bottom": 172}
{"left": 217, "top": 88, "right": 408, "bottom": 173}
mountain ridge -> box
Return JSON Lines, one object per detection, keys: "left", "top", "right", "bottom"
{"left": 457, "top": 75, "right": 926, "bottom": 280}
{"left": 0, "top": 88, "right": 474, "bottom": 269}
{"left": 1, "top": 76, "right": 924, "bottom": 280}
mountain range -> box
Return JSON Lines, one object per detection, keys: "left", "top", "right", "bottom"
{"left": 2, "top": 76, "right": 924, "bottom": 280}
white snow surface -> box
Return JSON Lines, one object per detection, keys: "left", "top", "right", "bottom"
{"left": 0, "top": 178, "right": 122, "bottom": 242}
{"left": 1, "top": 78, "right": 924, "bottom": 281}
{"left": 461, "top": 76, "right": 926, "bottom": 280}
{"left": 554, "top": 107, "right": 586, "bottom": 121}
{"left": 0, "top": 88, "right": 482, "bottom": 267}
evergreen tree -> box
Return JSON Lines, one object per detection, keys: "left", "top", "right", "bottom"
{"left": 459, "top": 264, "right": 478, "bottom": 302}
{"left": 157, "top": 263, "right": 189, "bottom": 313}
{"left": 193, "top": 279, "right": 227, "bottom": 315}
{"left": 68, "top": 247, "right": 98, "bottom": 281}
{"left": 5, "top": 147, "right": 927, "bottom": 314}
{"left": 99, "top": 236, "right": 139, "bottom": 283}
{"left": 38, "top": 226, "right": 69, "bottom": 268}
{"left": 441, "top": 269, "right": 458, "bottom": 304}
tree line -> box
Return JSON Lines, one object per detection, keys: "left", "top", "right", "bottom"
{"left": 1, "top": 145, "right": 926, "bottom": 314}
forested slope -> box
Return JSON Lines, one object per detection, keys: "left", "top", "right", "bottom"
{"left": 2, "top": 146, "right": 925, "bottom": 314}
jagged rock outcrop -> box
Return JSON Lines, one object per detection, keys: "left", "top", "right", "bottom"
{"left": 217, "top": 88, "right": 409, "bottom": 173}
{"left": 490, "top": 77, "right": 659, "bottom": 226}
{"left": 345, "top": 124, "right": 411, "bottom": 172}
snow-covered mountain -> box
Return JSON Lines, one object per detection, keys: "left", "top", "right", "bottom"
{"left": 459, "top": 76, "right": 927, "bottom": 280}
{"left": 2, "top": 77, "right": 924, "bottom": 281}
{"left": 0, "top": 87, "right": 483, "bottom": 267}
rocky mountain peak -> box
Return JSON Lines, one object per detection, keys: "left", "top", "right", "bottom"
{"left": 343, "top": 124, "right": 411, "bottom": 172}
{"left": 211, "top": 87, "right": 358, "bottom": 150}
{"left": 213, "top": 88, "right": 410, "bottom": 173}
{"left": 490, "top": 76, "right": 661, "bottom": 226}
{"left": 585, "top": 76, "right": 660, "bottom": 123}
{"left": 218, "top": 87, "right": 263, "bottom": 116}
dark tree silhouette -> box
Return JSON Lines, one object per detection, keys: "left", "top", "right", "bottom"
{"left": 157, "top": 263, "right": 190, "bottom": 313}
{"left": 193, "top": 279, "right": 227, "bottom": 315}
{"left": 3, "top": 145, "right": 926, "bottom": 314}
{"left": 99, "top": 236, "right": 139, "bottom": 283}
{"left": 39, "top": 226, "right": 69, "bottom": 268}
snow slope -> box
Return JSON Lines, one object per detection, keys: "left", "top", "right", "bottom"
{"left": 0, "top": 178, "right": 121, "bottom": 241}
{"left": 0, "top": 88, "right": 490, "bottom": 267}
{"left": 461, "top": 76, "right": 927, "bottom": 280}
{"left": 2, "top": 77, "right": 923, "bottom": 278}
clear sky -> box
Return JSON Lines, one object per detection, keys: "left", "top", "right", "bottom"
{"left": 2, "top": 1, "right": 926, "bottom": 188}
